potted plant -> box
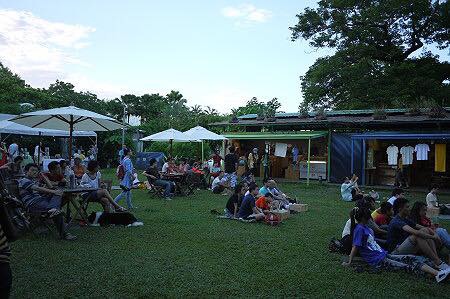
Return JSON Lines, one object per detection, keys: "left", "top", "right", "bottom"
{"left": 298, "top": 103, "right": 309, "bottom": 119}
{"left": 314, "top": 107, "right": 327, "bottom": 120}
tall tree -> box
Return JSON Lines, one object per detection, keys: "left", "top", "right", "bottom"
{"left": 290, "top": 0, "right": 450, "bottom": 109}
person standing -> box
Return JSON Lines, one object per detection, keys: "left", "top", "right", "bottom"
{"left": 34, "top": 143, "right": 44, "bottom": 165}
{"left": 118, "top": 145, "right": 127, "bottom": 164}
{"left": 223, "top": 146, "right": 238, "bottom": 189}
{"left": 247, "top": 148, "right": 259, "bottom": 176}
{"left": 0, "top": 142, "right": 8, "bottom": 167}
{"left": 7, "top": 142, "right": 19, "bottom": 162}
{"left": 115, "top": 148, "right": 134, "bottom": 209}
{"left": 0, "top": 222, "right": 12, "bottom": 298}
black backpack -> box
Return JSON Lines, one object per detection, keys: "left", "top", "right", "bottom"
{"left": 0, "top": 188, "right": 29, "bottom": 242}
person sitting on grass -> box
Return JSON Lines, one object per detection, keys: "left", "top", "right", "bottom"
{"left": 341, "top": 174, "right": 360, "bottom": 202}
{"left": 224, "top": 183, "right": 246, "bottom": 219}
{"left": 386, "top": 198, "right": 448, "bottom": 270}
{"left": 238, "top": 183, "right": 265, "bottom": 221}
{"left": 387, "top": 188, "right": 405, "bottom": 207}
{"left": 372, "top": 202, "right": 393, "bottom": 227}
{"left": 80, "top": 160, "right": 126, "bottom": 212}
{"left": 409, "top": 201, "right": 450, "bottom": 250}
{"left": 18, "top": 163, "right": 76, "bottom": 241}
{"left": 255, "top": 193, "right": 274, "bottom": 212}
{"left": 0, "top": 155, "right": 24, "bottom": 177}
{"left": 211, "top": 172, "right": 230, "bottom": 195}
{"left": 143, "top": 158, "right": 175, "bottom": 200}
{"left": 426, "top": 184, "right": 450, "bottom": 215}
{"left": 342, "top": 206, "right": 450, "bottom": 283}
{"left": 42, "top": 161, "right": 67, "bottom": 188}
{"left": 72, "top": 157, "right": 86, "bottom": 180}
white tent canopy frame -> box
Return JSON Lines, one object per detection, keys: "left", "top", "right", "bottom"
{"left": 140, "top": 128, "right": 198, "bottom": 156}
{"left": 183, "top": 126, "right": 227, "bottom": 161}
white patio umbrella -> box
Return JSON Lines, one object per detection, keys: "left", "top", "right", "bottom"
{"left": 183, "top": 126, "right": 226, "bottom": 160}
{"left": 140, "top": 128, "right": 196, "bottom": 156}
{"left": 10, "top": 106, "right": 123, "bottom": 162}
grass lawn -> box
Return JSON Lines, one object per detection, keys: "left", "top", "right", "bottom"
{"left": 9, "top": 169, "right": 450, "bottom": 298}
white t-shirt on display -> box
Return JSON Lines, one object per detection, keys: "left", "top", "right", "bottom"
{"left": 386, "top": 145, "right": 398, "bottom": 165}
{"left": 400, "top": 146, "right": 414, "bottom": 165}
{"left": 415, "top": 144, "right": 430, "bottom": 161}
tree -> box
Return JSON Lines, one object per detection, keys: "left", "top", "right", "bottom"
{"left": 290, "top": 0, "right": 450, "bottom": 109}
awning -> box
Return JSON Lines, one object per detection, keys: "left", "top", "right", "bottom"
{"left": 351, "top": 131, "right": 450, "bottom": 140}
{"left": 223, "top": 131, "right": 328, "bottom": 140}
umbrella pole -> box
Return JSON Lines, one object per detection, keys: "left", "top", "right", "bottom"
{"left": 170, "top": 140, "right": 173, "bottom": 157}
{"left": 69, "top": 116, "right": 74, "bottom": 163}
{"left": 201, "top": 140, "right": 204, "bottom": 162}
{"left": 37, "top": 131, "right": 41, "bottom": 166}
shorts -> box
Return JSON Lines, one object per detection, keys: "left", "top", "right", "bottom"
{"left": 81, "top": 191, "right": 100, "bottom": 202}
{"left": 392, "top": 236, "right": 417, "bottom": 255}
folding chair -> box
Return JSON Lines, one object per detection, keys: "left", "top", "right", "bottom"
{"left": 146, "top": 181, "right": 166, "bottom": 198}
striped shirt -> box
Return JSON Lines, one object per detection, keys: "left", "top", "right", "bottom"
{"left": 0, "top": 223, "right": 11, "bottom": 263}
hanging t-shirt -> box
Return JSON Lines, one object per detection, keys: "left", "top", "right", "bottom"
{"left": 400, "top": 146, "right": 414, "bottom": 165}
{"left": 435, "top": 144, "right": 446, "bottom": 173}
{"left": 414, "top": 144, "right": 430, "bottom": 161}
{"left": 386, "top": 145, "right": 398, "bottom": 165}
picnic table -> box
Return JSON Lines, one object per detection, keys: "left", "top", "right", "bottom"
{"left": 160, "top": 172, "right": 195, "bottom": 196}
{"left": 60, "top": 187, "right": 99, "bottom": 226}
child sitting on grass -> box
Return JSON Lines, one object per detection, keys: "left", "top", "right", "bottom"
{"left": 343, "top": 206, "right": 450, "bottom": 282}
{"left": 224, "top": 183, "right": 246, "bottom": 219}
{"left": 372, "top": 202, "right": 393, "bottom": 227}
{"left": 238, "top": 183, "right": 265, "bottom": 221}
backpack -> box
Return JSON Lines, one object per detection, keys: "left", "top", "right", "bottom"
{"left": 116, "top": 164, "right": 125, "bottom": 180}
{"left": 265, "top": 213, "right": 281, "bottom": 226}
{"left": 0, "top": 191, "right": 30, "bottom": 242}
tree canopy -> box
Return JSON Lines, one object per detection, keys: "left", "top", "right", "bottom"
{"left": 290, "top": 0, "right": 450, "bottom": 110}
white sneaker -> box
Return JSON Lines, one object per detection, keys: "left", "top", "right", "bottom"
{"left": 436, "top": 268, "right": 450, "bottom": 283}
{"left": 438, "top": 262, "right": 450, "bottom": 270}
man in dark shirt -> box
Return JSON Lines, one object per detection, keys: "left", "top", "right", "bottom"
{"left": 238, "top": 183, "right": 265, "bottom": 220}
{"left": 143, "top": 158, "right": 175, "bottom": 200}
{"left": 225, "top": 183, "right": 245, "bottom": 218}
{"left": 223, "top": 146, "right": 238, "bottom": 189}
{"left": 387, "top": 198, "right": 448, "bottom": 270}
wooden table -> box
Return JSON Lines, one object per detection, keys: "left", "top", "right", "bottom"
{"left": 61, "top": 187, "right": 99, "bottom": 226}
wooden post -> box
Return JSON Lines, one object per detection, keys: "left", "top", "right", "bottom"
{"left": 327, "top": 130, "right": 331, "bottom": 182}
{"left": 307, "top": 138, "right": 311, "bottom": 186}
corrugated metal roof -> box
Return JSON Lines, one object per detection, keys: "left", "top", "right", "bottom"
{"left": 237, "top": 107, "right": 450, "bottom": 120}
{"left": 223, "top": 131, "right": 328, "bottom": 140}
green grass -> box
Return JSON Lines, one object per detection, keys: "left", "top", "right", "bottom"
{"left": 9, "top": 169, "right": 450, "bottom": 298}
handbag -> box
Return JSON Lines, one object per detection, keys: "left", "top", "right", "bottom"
{"left": 0, "top": 192, "right": 29, "bottom": 242}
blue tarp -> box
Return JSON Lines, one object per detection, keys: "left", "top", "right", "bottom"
{"left": 330, "top": 133, "right": 362, "bottom": 184}
{"left": 135, "top": 152, "right": 165, "bottom": 170}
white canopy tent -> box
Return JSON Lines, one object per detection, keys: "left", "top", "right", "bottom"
{"left": 183, "top": 126, "right": 226, "bottom": 160}
{"left": 140, "top": 128, "right": 197, "bottom": 156}
{"left": 10, "top": 106, "right": 123, "bottom": 162}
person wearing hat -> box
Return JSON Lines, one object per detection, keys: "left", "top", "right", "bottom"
{"left": 247, "top": 148, "right": 259, "bottom": 176}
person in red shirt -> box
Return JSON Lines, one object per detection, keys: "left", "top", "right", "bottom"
{"left": 373, "top": 201, "right": 393, "bottom": 226}
{"left": 42, "top": 161, "right": 66, "bottom": 188}
{"left": 255, "top": 193, "right": 274, "bottom": 212}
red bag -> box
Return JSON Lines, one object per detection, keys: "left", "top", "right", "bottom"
{"left": 116, "top": 164, "right": 125, "bottom": 180}
{"left": 265, "top": 213, "right": 281, "bottom": 226}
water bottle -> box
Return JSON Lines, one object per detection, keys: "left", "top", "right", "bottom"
{"left": 69, "top": 171, "right": 75, "bottom": 189}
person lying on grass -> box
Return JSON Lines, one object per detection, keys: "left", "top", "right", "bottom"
{"left": 80, "top": 160, "right": 126, "bottom": 212}
{"left": 342, "top": 206, "right": 450, "bottom": 283}
{"left": 238, "top": 183, "right": 265, "bottom": 221}
{"left": 224, "top": 183, "right": 246, "bottom": 219}
{"left": 387, "top": 198, "right": 449, "bottom": 270}
{"left": 372, "top": 202, "right": 393, "bottom": 227}
{"left": 409, "top": 201, "right": 450, "bottom": 250}
{"left": 18, "top": 163, "right": 76, "bottom": 241}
